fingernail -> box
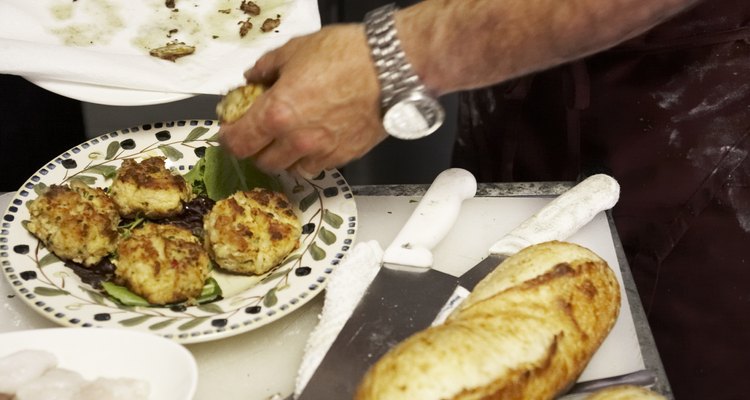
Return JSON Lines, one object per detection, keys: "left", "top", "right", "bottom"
{"left": 293, "top": 165, "right": 317, "bottom": 180}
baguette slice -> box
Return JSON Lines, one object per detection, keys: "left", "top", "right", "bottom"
{"left": 355, "top": 241, "right": 621, "bottom": 400}
{"left": 215, "top": 84, "right": 266, "bottom": 123}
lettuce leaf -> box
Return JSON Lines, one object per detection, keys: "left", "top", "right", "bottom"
{"left": 102, "top": 277, "right": 223, "bottom": 307}
{"left": 184, "top": 146, "right": 282, "bottom": 201}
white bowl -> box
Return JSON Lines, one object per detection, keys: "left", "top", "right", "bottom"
{"left": 0, "top": 328, "right": 197, "bottom": 400}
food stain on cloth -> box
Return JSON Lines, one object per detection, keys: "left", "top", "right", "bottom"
{"left": 49, "top": 0, "right": 124, "bottom": 46}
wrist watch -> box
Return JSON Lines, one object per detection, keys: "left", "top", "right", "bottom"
{"left": 364, "top": 3, "right": 445, "bottom": 140}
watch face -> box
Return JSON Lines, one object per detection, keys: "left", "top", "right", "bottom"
{"left": 383, "top": 92, "right": 445, "bottom": 140}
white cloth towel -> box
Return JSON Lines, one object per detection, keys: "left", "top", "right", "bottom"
{"left": 0, "top": 0, "right": 320, "bottom": 95}
{"left": 293, "top": 240, "right": 383, "bottom": 398}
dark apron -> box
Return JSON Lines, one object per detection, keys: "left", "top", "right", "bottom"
{"left": 453, "top": 1, "right": 750, "bottom": 399}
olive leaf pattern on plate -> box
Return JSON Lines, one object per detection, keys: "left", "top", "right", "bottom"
{"left": 1, "top": 120, "right": 357, "bottom": 344}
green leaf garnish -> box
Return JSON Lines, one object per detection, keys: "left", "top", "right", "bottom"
{"left": 196, "top": 277, "right": 222, "bottom": 304}
{"left": 101, "top": 282, "right": 150, "bottom": 307}
{"left": 101, "top": 277, "right": 222, "bottom": 308}
{"left": 199, "top": 146, "right": 282, "bottom": 201}
{"left": 118, "top": 216, "right": 145, "bottom": 237}
{"left": 184, "top": 156, "right": 207, "bottom": 196}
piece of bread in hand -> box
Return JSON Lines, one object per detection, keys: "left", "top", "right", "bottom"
{"left": 355, "top": 241, "right": 621, "bottom": 400}
{"left": 585, "top": 385, "right": 666, "bottom": 399}
{"left": 216, "top": 84, "right": 266, "bottom": 123}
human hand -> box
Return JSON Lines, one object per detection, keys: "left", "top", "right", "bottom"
{"left": 218, "top": 24, "right": 388, "bottom": 177}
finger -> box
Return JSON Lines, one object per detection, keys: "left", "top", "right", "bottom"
{"left": 244, "top": 44, "right": 294, "bottom": 84}
{"left": 289, "top": 163, "right": 317, "bottom": 180}
{"left": 218, "top": 114, "right": 274, "bottom": 159}
{"left": 254, "top": 125, "right": 337, "bottom": 173}
{"left": 251, "top": 137, "right": 304, "bottom": 173}
{"left": 292, "top": 149, "right": 346, "bottom": 179}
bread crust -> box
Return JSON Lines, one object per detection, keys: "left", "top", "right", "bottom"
{"left": 355, "top": 241, "right": 621, "bottom": 400}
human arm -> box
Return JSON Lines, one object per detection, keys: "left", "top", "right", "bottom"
{"left": 397, "top": 0, "right": 700, "bottom": 94}
{"left": 219, "top": 0, "right": 699, "bottom": 175}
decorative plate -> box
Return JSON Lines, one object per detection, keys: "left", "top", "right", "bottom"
{"left": 0, "top": 120, "right": 357, "bottom": 344}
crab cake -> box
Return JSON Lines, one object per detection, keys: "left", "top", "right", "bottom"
{"left": 204, "top": 188, "right": 301, "bottom": 275}
{"left": 215, "top": 84, "right": 265, "bottom": 123}
{"left": 26, "top": 182, "right": 120, "bottom": 267}
{"left": 109, "top": 157, "right": 192, "bottom": 219}
{"left": 114, "top": 222, "right": 210, "bottom": 305}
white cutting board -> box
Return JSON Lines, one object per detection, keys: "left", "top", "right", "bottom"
{"left": 356, "top": 196, "right": 645, "bottom": 382}
{"left": 0, "top": 193, "right": 644, "bottom": 399}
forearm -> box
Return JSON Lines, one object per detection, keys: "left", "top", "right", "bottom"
{"left": 395, "top": 0, "right": 700, "bottom": 94}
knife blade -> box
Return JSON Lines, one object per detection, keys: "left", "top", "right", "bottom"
{"left": 296, "top": 168, "right": 477, "bottom": 400}
{"left": 432, "top": 174, "right": 621, "bottom": 325}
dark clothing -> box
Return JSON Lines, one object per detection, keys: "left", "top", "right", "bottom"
{"left": 453, "top": 1, "right": 750, "bottom": 399}
{"left": 0, "top": 75, "right": 86, "bottom": 191}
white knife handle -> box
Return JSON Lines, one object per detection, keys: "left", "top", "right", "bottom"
{"left": 383, "top": 168, "right": 477, "bottom": 269}
{"left": 489, "top": 174, "right": 620, "bottom": 256}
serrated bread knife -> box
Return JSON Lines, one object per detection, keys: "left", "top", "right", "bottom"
{"left": 432, "top": 173, "right": 621, "bottom": 325}
{"left": 297, "top": 174, "right": 620, "bottom": 399}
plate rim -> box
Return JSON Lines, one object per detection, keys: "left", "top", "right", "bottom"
{"left": 0, "top": 119, "right": 357, "bottom": 344}
{"left": 26, "top": 77, "right": 195, "bottom": 106}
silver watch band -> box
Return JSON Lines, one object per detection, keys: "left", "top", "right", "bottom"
{"left": 364, "top": 3, "right": 427, "bottom": 111}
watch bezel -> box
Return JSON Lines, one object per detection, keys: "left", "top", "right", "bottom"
{"left": 382, "top": 90, "right": 445, "bottom": 140}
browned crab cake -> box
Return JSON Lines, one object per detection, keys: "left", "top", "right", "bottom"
{"left": 109, "top": 157, "right": 192, "bottom": 219}
{"left": 26, "top": 182, "right": 120, "bottom": 267}
{"left": 114, "top": 222, "right": 210, "bottom": 305}
{"left": 203, "top": 188, "right": 301, "bottom": 275}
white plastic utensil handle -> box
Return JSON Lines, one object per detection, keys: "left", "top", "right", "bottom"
{"left": 382, "top": 168, "right": 477, "bottom": 269}
{"left": 489, "top": 174, "right": 620, "bottom": 256}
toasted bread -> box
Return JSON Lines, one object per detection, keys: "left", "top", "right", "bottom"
{"left": 356, "top": 241, "right": 622, "bottom": 400}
